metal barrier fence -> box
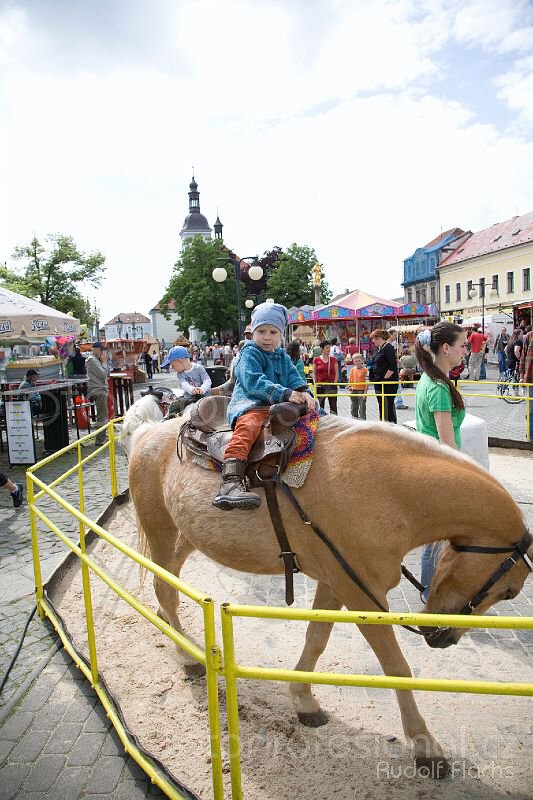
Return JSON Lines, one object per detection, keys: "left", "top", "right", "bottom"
{"left": 26, "top": 418, "right": 533, "bottom": 799}
{"left": 26, "top": 420, "right": 224, "bottom": 800}
{"left": 311, "top": 379, "right": 532, "bottom": 440}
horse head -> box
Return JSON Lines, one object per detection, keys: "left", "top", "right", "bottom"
{"left": 420, "top": 528, "right": 533, "bottom": 648}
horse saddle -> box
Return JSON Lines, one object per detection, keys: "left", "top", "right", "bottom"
{"left": 181, "top": 395, "right": 308, "bottom": 476}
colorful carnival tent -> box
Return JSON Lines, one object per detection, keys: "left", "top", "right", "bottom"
{"left": 288, "top": 290, "right": 435, "bottom": 350}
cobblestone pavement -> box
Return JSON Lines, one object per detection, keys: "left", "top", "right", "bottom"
{"left": 1, "top": 373, "right": 532, "bottom": 798}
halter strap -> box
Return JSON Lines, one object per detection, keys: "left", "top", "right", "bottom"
{"left": 452, "top": 530, "right": 532, "bottom": 615}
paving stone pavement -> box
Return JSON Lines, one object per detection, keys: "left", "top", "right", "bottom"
{"left": 1, "top": 372, "right": 532, "bottom": 798}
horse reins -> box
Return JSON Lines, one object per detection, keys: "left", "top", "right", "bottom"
{"left": 276, "top": 478, "right": 532, "bottom": 639}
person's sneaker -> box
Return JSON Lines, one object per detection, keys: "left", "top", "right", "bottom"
{"left": 11, "top": 483, "right": 24, "bottom": 508}
{"left": 395, "top": 404, "right": 409, "bottom": 410}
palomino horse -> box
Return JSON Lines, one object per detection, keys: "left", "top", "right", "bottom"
{"left": 127, "top": 413, "right": 532, "bottom": 776}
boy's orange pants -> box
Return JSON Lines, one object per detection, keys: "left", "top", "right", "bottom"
{"left": 224, "top": 408, "right": 270, "bottom": 462}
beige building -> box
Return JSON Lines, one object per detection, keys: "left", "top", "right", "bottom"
{"left": 438, "top": 211, "right": 533, "bottom": 327}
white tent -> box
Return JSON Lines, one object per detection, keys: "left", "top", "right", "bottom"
{"left": 0, "top": 287, "right": 80, "bottom": 339}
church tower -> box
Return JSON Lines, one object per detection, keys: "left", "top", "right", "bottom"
{"left": 179, "top": 175, "right": 212, "bottom": 245}
{"left": 214, "top": 212, "right": 223, "bottom": 240}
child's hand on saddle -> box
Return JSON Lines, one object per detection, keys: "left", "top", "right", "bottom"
{"left": 288, "top": 391, "right": 316, "bottom": 413}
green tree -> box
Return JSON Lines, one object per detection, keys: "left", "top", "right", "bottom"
{"left": 162, "top": 236, "right": 244, "bottom": 338}
{"left": 0, "top": 234, "right": 106, "bottom": 323}
{"left": 265, "top": 243, "right": 331, "bottom": 307}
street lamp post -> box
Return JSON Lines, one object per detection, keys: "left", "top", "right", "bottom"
{"left": 212, "top": 256, "right": 263, "bottom": 338}
{"left": 468, "top": 281, "right": 499, "bottom": 333}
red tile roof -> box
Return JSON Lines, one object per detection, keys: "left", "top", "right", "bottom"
{"left": 105, "top": 312, "right": 151, "bottom": 325}
{"left": 424, "top": 227, "right": 465, "bottom": 249}
{"left": 150, "top": 299, "right": 177, "bottom": 312}
{"left": 439, "top": 211, "right": 533, "bottom": 268}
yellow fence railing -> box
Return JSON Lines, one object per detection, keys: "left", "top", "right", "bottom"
{"left": 310, "top": 379, "right": 532, "bottom": 438}
{"left": 26, "top": 420, "right": 224, "bottom": 800}
{"left": 26, "top": 418, "right": 533, "bottom": 799}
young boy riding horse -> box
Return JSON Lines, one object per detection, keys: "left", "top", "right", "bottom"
{"left": 213, "top": 302, "right": 315, "bottom": 511}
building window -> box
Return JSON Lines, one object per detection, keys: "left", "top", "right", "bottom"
{"left": 467, "top": 279, "right": 473, "bottom": 296}
{"left": 523, "top": 268, "right": 531, "bottom": 292}
{"left": 492, "top": 274, "right": 499, "bottom": 293}
{"left": 430, "top": 285, "right": 436, "bottom": 303}
{"left": 407, "top": 288, "right": 412, "bottom": 302}
{"left": 456, "top": 283, "right": 461, "bottom": 302}
{"left": 445, "top": 285, "right": 450, "bottom": 304}
{"left": 507, "top": 271, "right": 514, "bottom": 293}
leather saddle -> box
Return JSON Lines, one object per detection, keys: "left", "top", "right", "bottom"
{"left": 179, "top": 395, "right": 308, "bottom": 477}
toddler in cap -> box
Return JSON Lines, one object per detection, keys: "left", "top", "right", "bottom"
{"left": 213, "top": 302, "right": 315, "bottom": 511}
{"left": 162, "top": 346, "right": 211, "bottom": 408}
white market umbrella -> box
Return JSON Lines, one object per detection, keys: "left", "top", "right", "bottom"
{"left": 0, "top": 287, "right": 81, "bottom": 339}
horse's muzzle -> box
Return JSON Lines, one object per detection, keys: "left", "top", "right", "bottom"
{"left": 420, "top": 625, "right": 460, "bottom": 649}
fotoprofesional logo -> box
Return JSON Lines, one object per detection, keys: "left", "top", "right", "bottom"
{"left": 31, "top": 318, "right": 50, "bottom": 332}
{"left": 0, "top": 319, "right": 14, "bottom": 333}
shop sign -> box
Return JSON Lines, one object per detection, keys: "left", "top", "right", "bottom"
{"left": 31, "top": 318, "right": 50, "bottom": 332}
{"left": 6, "top": 400, "right": 36, "bottom": 465}
{"left": 0, "top": 319, "right": 14, "bottom": 334}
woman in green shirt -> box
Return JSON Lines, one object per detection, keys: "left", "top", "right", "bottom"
{"left": 414, "top": 322, "right": 467, "bottom": 602}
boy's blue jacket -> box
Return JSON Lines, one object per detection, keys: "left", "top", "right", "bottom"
{"left": 228, "top": 340, "right": 308, "bottom": 428}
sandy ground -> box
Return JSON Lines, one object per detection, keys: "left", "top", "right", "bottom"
{"left": 51, "top": 451, "right": 533, "bottom": 800}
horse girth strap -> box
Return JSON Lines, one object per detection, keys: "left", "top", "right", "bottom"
{"left": 263, "top": 479, "right": 301, "bottom": 606}
{"left": 278, "top": 481, "right": 424, "bottom": 636}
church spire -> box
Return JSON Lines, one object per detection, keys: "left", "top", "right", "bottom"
{"left": 188, "top": 173, "right": 200, "bottom": 214}
{"left": 214, "top": 208, "right": 223, "bottom": 239}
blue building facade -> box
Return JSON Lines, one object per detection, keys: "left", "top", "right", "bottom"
{"left": 402, "top": 229, "right": 465, "bottom": 307}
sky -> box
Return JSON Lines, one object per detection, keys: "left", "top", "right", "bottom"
{"left": 1, "top": 0, "right": 533, "bottom": 326}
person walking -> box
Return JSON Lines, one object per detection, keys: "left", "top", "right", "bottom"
{"left": 152, "top": 351, "right": 160, "bottom": 373}
{"left": 493, "top": 327, "right": 509, "bottom": 376}
{"left": 414, "top": 322, "right": 467, "bottom": 601}
{"left": 143, "top": 349, "right": 153, "bottom": 379}
{"left": 313, "top": 340, "right": 338, "bottom": 414}
{"left": 0, "top": 473, "right": 24, "bottom": 507}
{"left": 86, "top": 342, "right": 110, "bottom": 447}
{"left": 369, "top": 329, "right": 399, "bottom": 423}
{"left": 467, "top": 326, "right": 487, "bottom": 381}
{"left": 223, "top": 343, "right": 232, "bottom": 368}
{"left": 519, "top": 328, "right": 533, "bottom": 441}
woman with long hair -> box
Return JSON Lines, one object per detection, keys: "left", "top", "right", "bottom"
{"left": 414, "top": 321, "right": 467, "bottom": 601}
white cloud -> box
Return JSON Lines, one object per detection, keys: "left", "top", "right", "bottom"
{"left": 2, "top": 0, "right": 533, "bottom": 325}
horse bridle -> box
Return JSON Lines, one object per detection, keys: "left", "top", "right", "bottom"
{"left": 422, "top": 529, "right": 533, "bottom": 642}
{"left": 450, "top": 530, "right": 533, "bottom": 614}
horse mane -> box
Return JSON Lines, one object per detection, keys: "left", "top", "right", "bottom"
{"left": 317, "top": 413, "right": 483, "bottom": 469}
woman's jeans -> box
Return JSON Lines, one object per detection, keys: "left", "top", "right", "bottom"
{"left": 497, "top": 351, "right": 507, "bottom": 374}
{"left": 420, "top": 542, "right": 442, "bottom": 603}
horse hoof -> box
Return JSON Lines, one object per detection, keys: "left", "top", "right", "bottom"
{"left": 183, "top": 662, "right": 207, "bottom": 679}
{"left": 415, "top": 756, "right": 450, "bottom": 779}
{"left": 297, "top": 710, "right": 329, "bottom": 728}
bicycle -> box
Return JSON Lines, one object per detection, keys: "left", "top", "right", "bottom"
{"left": 496, "top": 369, "right": 526, "bottom": 403}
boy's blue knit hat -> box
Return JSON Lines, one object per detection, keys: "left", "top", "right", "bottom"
{"left": 161, "top": 345, "right": 190, "bottom": 368}
{"left": 251, "top": 302, "right": 288, "bottom": 334}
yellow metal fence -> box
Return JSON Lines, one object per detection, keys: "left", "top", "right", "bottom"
{"left": 26, "top": 419, "right": 533, "bottom": 800}
{"left": 311, "top": 379, "right": 532, "bottom": 438}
